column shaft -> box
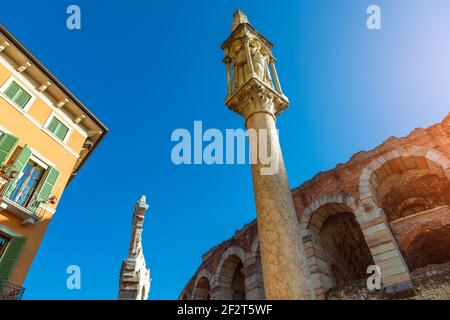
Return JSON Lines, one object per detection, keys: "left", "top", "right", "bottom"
{"left": 247, "top": 112, "right": 310, "bottom": 300}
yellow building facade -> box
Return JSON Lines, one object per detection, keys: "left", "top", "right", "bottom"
{"left": 0, "top": 25, "right": 107, "bottom": 298}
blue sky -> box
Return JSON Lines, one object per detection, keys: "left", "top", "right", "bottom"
{"left": 1, "top": 0, "right": 449, "bottom": 299}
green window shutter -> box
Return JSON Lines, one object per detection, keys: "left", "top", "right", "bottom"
{"left": 0, "top": 133, "right": 18, "bottom": 165}
{"left": 47, "top": 117, "right": 69, "bottom": 141}
{"left": 0, "top": 237, "right": 27, "bottom": 281}
{"left": 47, "top": 118, "right": 59, "bottom": 132}
{"left": 4, "top": 145, "right": 32, "bottom": 198}
{"left": 11, "top": 145, "right": 32, "bottom": 173}
{"left": 4, "top": 82, "right": 31, "bottom": 109}
{"left": 55, "top": 124, "right": 69, "bottom": 141}
{"left": 14, "top": 91, "right": 31, "bottom": 108}
{"left": 35, "top": 167, "right": 60, "bottom": 204}
{"left": 4, "top": 82, "right": 21, "bottom": 100}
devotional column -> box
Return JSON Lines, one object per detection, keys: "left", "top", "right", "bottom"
{"left": 222, "top": 10, "right": 311, "bottom": 300}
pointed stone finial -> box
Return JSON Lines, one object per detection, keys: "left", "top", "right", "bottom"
{"left": 231, "top": 9, "right": 250, "bottom": 32}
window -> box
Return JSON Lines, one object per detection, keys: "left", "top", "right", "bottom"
{"left": 0, "top": 231, "right": 26, "bottom": 282}
{"left": 3, "top": 81, "right": 32, "bottom": 109}
{"left": 0, "top": 132, "right": 19, "bottom": 165}
{"left": 46, "top": 117, "right": 69, "bottom": 141}
{"left": 0, "top": 234, "right": 9, "bottom": 259}
{"left": 9, "top": 159, "right": 45, "bottom": 207}
{"left": 3, "top": 145, "right": 60, "bottom": 216}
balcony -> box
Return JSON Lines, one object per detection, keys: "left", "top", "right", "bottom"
{"left": 0, "top": 177, "right": 46, "bottom": 226}
{"left": 0, "top": 280, "right": 25, "bottom": 300}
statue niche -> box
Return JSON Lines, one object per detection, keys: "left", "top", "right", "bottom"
{"left": 229, "top": 40, "right": 247, "bottom": 89}
{"left": 249, "top": 39, "right": 273, "bottom": 87}
{"left": 229, "top": 39, "right": 274, "bottom": 92}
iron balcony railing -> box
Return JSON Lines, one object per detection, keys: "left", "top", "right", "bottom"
{"left": 0, "top": 179, "right": 46, "bottom": 223}
{"left": 0, "top": 279, "right": 25, "bottom": 300}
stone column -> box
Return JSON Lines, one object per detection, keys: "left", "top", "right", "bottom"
{"left": 222, "top": 10, "right": 311, "bottom": 300}
{"left": 269, "top": 59, "right": 282, "bottom": 94}
{"left": 225, "top": 59, "right": 232, "bottom": 96}
{"left": 247, "top": 111, "right": 310, "bottom": 300}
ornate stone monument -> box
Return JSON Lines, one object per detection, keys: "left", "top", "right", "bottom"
{"left": 222, "top": 10, "right": 311, "bottom": 299}
{"left": 118, "top": 195, "right": 151, "bottom": 300}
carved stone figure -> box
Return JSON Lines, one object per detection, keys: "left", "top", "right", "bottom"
{"left": 249, "top": 40, "right": 272, "bottom": 86}
{"left": 229, "top": 40, "right": 247, "bottom": 89}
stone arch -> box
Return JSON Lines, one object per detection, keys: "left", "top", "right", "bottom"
{"left": 243, "top": 236, "right": 265, "bottom": 300}
{"left": 400, "top": 216, "right": 450, "bottom": 271}
{"left": 179, "top": 287, "right": 192, "bottom": 300}
{"left": 359, "top": 146, "right": 450, "bottom": 218}
{"left": 300, "top": 194, "right": 358, "bottom": 228}
{"left": 215, "top": 246, "right": 247, "bottom": 274}
{"left": 212, "top": 246, "right": 247, "bottom": 300}
{"left": 249, "top": 235, "right": 259, "bottom": 258}
{"left": 300, "top": 194, "right": 373, "bottom": 299}
{"left": 192, "top": 269, "right": 212, "bottom": 300}
{"left": 357, "top": 146, "right": 450, "bottom": 295}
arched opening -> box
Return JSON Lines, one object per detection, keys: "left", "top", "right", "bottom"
{"left": 318, "top": 211, "right": 374, "bottom": 287}
{"left": 232, "top": 261, "right": 245, "bottom": 300}
{"left": 193, "top": 277, "right": 211, "bottom": 300}
{"left": 304, "top": 199, "right": 375, "bottom": 296}
{"left": 331, "top": 264, "right": 345, "bottom": 286}
{"left": 403, "top": 222, "right": 450, "bottom": 271}
{"left": 217, "top": 253, "right": 247, "bottom": 300}
{"left": 369, "top": 155, "right": 450, "bottom": 222}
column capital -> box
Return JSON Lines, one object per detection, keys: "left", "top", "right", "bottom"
{"left": 225, "top": 77, "right": 289, "bottom": 126}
